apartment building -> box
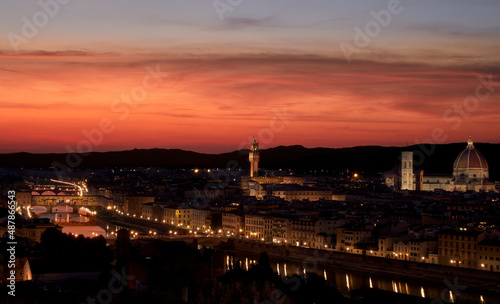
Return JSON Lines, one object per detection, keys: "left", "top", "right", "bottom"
{"left": 438, "top": 229, "right": 482, "bottom": 269}
{"left": 478, "top": 238, "right": 500, "bottom": 272}
{"left": 222, "top": 212, "right": 245, "bottom": 236}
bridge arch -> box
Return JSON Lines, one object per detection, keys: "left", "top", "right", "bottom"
{"left": 30, "top": 206, "right": 48, "bottom": 213}
{"left": 52, "top": 205, "right": 74, "bottom": 212}
{"left": 41, "top": 191, "right": 56, "bottom": 196}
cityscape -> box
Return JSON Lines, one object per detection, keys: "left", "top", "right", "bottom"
{"left": 1, "top": 1, "right": 500, "bottom": 304}
{"left": 1, "top": 136, "right": 500, "bottom": 303}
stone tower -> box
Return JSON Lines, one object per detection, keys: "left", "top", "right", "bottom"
{"left": 249, "top": 137, "right": 260, "bottom": 177}
{"left": 401, "top": 151, "right": 414, "bottom": 190}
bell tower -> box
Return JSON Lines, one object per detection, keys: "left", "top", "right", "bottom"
{"left": 401, "top": 151, "right": 414, "bottom": 190}
{"left": 249, "top": 137, "right": 259, "bottom": 177}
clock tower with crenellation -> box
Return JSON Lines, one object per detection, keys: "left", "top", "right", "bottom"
{"left": 249, "top": 137, "right": 259, "bottom": 177}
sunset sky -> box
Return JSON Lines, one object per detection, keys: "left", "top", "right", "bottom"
{"left": 1, "top": 0, "right": 500, "bottom": 153}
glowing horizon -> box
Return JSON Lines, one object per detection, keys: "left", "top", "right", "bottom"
{"left": 1, "top": 1, "right": 499, "bottom": 154}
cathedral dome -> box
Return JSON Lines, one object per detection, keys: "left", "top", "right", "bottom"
{"left": 453, "top": 140, "right": 488, "bottom": 170}
{"left": 453, "top": 135, "right": 489, "bottom": 183}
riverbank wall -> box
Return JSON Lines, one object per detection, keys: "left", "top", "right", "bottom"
{"left": 220, "top": 238, "right": 500, "bottom": 291}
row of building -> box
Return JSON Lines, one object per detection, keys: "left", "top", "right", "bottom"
{"left": 127, "top": 202, "right": 500, "bottom": 273}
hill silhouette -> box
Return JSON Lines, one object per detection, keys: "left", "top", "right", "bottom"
{"left": 0, "top": 143, "right": 499, "bottom": 180}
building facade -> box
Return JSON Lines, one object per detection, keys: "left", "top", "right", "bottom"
{"left": 438, "top": 229, "right": 481, "bottom": 269}
{"left": 222, "top": 212, "right": 245, "bottom": 236}
{"left": 125, "top": 195, "right": 155, "bottom": 217}
{"left": 388, "top": 136, "right": 497, "bottom": 193}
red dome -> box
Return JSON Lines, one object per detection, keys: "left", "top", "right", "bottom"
{"left": 454, "top": 148, "right": 488, "bottom": 170}
{"left": 453, "top": 136, "right": 488, "bottom": 170}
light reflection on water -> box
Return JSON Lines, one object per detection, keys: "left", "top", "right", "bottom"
{"left": 61, "top": 226, "right": 106, "bottom": 238}
{"left": 30, "top": 210, "right": 104, "bottom": 238}
{"left": 228, "top": 252, "right": 500, "bottom": 304}
{"left": 33, "top": 211, "right": 89, "bottom": 223}
{"left": 95, "top": 219, "right": 500, "bottom": 304}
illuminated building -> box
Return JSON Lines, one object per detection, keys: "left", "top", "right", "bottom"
{"left": 241, "top": 138, "right": 334, "bottom": 201}
{"left": 478, "top": 238, "right": 500, "bottom": 272}
{"left": 244, "top": 214, "right": 272, "bottom": 241}
{"left": 401, "top": 151, "right": 414, "bottom": 190}
{"left": 438, "top": 229, "right": 481, "bottom": 269}
{"left": 125, "top": 195, "right": 155, "bottom": 217}
{"left": 260, "top": 184, "right": 333, "bottom": 201}
{"left": 387, "top": 135, "right": 497, "bottom": 192}
{"left": 222, "top": 212, "right": 245, "bottom": 236}
{"left": 336, "top": 225, "right": 373, "bottom": 253}
{"left": 289, "top": 218, "right": 317, "bottom": 248}
{"left": 452, "top": 135, "right": 492, "bottom": 191}
{"left": 249, "top": 137, "right": 260, "bottom": 177}
{"left": 162, "top": 207, "right": 211, "bottom": 231}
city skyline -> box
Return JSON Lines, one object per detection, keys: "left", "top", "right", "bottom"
{"left": 2, "top": 3, "right": 500, "bottom": 300}
{"left": 1, "top": 0, "right": 500, "bottom": 154}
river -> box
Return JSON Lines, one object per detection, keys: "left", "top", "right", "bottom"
{"left": 31, "top": 207, "right": 106, "bottom": 238}
{"left": 35, "top": 209, "right": 499, "bottom": 304}
{"left": 227, "top": 251, "right": 500, "bottom": 304}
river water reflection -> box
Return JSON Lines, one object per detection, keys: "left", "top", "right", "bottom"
{"left": 228, "top": 252, "right": 500, "bottom": 304}
{"left": 59, "top": 216, "right": 500, "bottom": 304}
{"left": 31, "top": 207, "right": 105, "bottom": 237}
{"left": 32, "top": 206, "right": 90, "bottom": 223}
{"left": 35, "top": 212, "right": 89, "bottom": 223}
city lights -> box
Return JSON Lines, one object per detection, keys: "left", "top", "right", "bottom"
{"left": 2, "top": 5, "right": 499, "bottom": 297}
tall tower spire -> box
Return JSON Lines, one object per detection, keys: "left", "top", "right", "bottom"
{"left": 249, "top": 137, "right": 260, "bottom": 177}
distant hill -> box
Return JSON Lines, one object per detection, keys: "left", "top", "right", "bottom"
{"left": 0, "top": 143, "right": 499, "bottom": 180}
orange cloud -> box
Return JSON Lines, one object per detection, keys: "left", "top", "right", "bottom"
{"left": 0, "top": 53, "right": 499, "bottom": 153}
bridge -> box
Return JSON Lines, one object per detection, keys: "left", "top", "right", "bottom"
{"left": 30, "top": 203, "right": 99, "bottom": 214}
{"left": 23, "top": 179, "right": 101, "bottom": 212}
{"left": 28, "top": 194, "right": 104, "bottom": 213}
{"left": 28, "top": 179, "right": 88, "bottom": 196}
{"left": 27, "top": 205, "right": 96, "bottom": 217}
{"left": 31, "top": 185, "right": 80, "bottom": 196}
